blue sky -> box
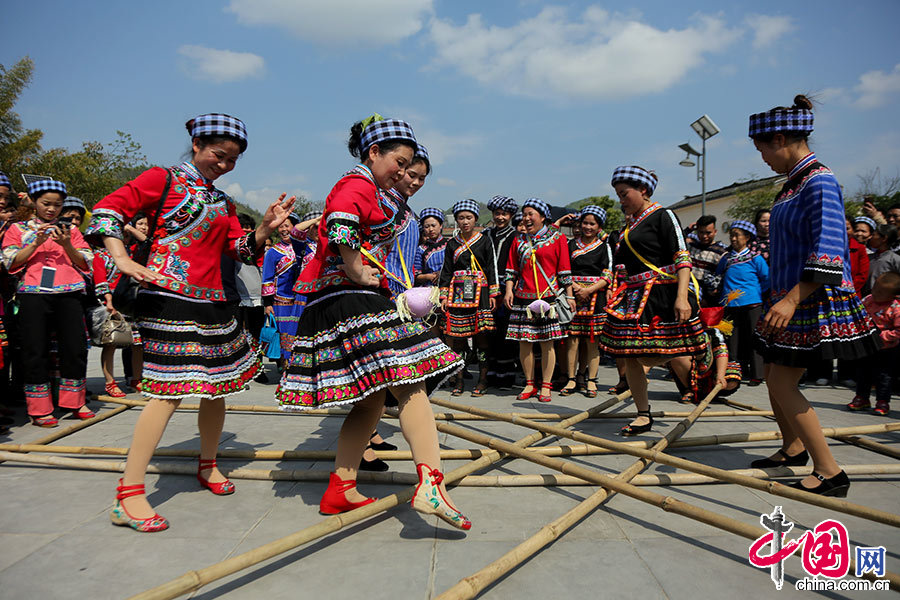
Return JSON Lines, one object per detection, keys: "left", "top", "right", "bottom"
{"left": 4, "top": 1, "right": 900, "bottom": 215}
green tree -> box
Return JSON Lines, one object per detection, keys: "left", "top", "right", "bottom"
{"left": 725, "top": 184, "right": 779, "bottom": 222}
{"left": 0, "top": 56, "right": 43, "bottom": 180}
{"left": 566, "top": 195, "right": 625, "bottom": 231}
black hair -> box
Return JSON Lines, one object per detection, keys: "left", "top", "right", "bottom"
{"left": 410, "top": 155, "right": 431, "bottom": 176}
{"left": 889, "top": 203, "right": 900, "bottom": 212}
{"left": 131, "top": 211, "right": 148, "bottom": 226}
{"left": 347, "top": 120, "right": 417, "bottom": 160}
{"left": 875, "top": 271, "right": 900, "bottom": 295}
{"left": 753, "top": 208, "right": 771, "bottom": 224}
{"left": 696, "top": 214, "right": 717, "bottom": 228}
{"left": 237, "top": 214, "right": 256, "bottom": 230}
{"left": 421, "top": 215, "right": 443, "bottom": 227}
{"left": 874, "top": 224, "right": 898, "bottom": 248}
{"left": 751, "top": 95, "right": 814, "bottom": 143}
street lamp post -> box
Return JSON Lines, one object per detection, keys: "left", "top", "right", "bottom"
{"left": 678, "top": 114, "right": 720, "bottom": 216}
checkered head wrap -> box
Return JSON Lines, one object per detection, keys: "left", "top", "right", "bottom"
{"left": 523, "top": 198, "right": 551, "bottom": 219}
{"left": 452, "top": 199, "right": 480, "bottom": 219}
{"left": 748, "top": 108, "right": 813, "bottom": 138}
{"left": 419, "top": 207, "right": 445, "bottom": 223}
{"left": 512, "top": 210, "right": 524, "bottom": 226}
{"left": 854, "top": 216, "right": 877, "bottom": 230}
{"left": 302, "top": 210, "right": 323, "bottom": 222}
{"left": 729, "top": 219, "right": 757, "bottom": 237}
{"left": 188, "top": 113, "right": 248, "bottom": 151}
{"left": 611, "top": 166, "right": 658, "bottom": 197}
{"left": 27, "top": 178, "right": 67, "bottom": 199}
{"left": 287, "top": 213, "right": 302, "bottom": 225}
{"left": 579, "top": 205, "right": 607, "bottom": 224}
{"left": 415, "top": 143, "right": 430, "bottom": 163}
{"left": 487, "top": 195, "right": 517, "bottom": 213}
{"left": 61, "top": 196, "right": 86, "bottom": 217}
{"left": 0, "top": 172, "right": 10, "bottom": 188}
{"left": 360, "top": 117, "right": 417, "bottom": 156}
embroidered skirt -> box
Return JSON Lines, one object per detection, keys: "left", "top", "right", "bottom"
{"left": 273, "top": 295, "right": 302, "bottom": 360}
{"left": 567, "top": 288, "right": 606, "bottom": 339}
{"left": 135, "top": 289, "right": 260, "bottom": 400}
{"left": 599, "top": 279, "right": 706, "bottom": 357}
{"left": 754, "top": 285, "right": 880, "bottom": 368}
{"left": 506, "top": 296, "right": 566, "bottom": 343}
{"left": 276, "top": 288, "right": 463, "bottom": 411}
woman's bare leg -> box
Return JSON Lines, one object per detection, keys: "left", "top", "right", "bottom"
{"left": 519, "top": 342, "right": 535, "bottom": 394}
{"left": 198, "top": 397, "right": 228, "bottom": 484}
{"left": 334, "top": 391, "right": 387, "bottom": 502}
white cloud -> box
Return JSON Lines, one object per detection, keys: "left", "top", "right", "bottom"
{"left": 226, "top": 0, "right": 433, "bottom": 46}
{"left": 428, "top": 7, "right": 740, "bottom": 101}
{"left": 744, "top": 14, "right": 795, "bottom": 49}
{"left": 436, "top": 177, "right": 456, "bottom": 187}
{"left": 220, "top": 182, "right": 312, "bottom": 212}
{"left": 177, "top": 45, "right": 265, "bottom": 83}
{"left": 853, "top": 63, "right": 900, "bottom": 109}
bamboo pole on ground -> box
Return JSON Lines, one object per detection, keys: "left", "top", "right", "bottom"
{"left": 430, "top": 397, "right": 900, "bottom": 527}
{"left": 835, "top": 435, "right": 900, "bottom": 461}
{"left": 419, "top": 412, "right": 900, "bottom": 592}
{"left": 439, "top": 385, "right": 722, "bottom": 598}
{"left": 2, "top": 422, "right": 896, "bottom": 461}
{"left": 125, "top": 395, "right": 627, "bottom": 600}
{"left": 3, "top": 451, "right": 898, "bottom": 488}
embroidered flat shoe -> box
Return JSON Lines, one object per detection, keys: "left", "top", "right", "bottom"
{"left": 620, "top": 408, "right": 653, "bottom": 436}
{"left": 846, "top": 396, "right": 871, "bottom": 411}
{"left": 410, "top": 463, "right": 471, "bottom": 530}
{"left": 31, "top": 414, "right": 58, "bottom": 428}
{"left": 197, "top": 459, "right": 235, "bottom": 495}
{"left": 110, "top": 478, "right": 169, "bottom": 532}
{"left": 516, "top": 380, "right": 538, "bottom": 401}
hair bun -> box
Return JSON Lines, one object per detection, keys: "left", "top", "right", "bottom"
{"left": 793, "top": 94, "right": 813, "bottom": 110}
{"left": 649, "top": 171, "right": 659, "bottom": 182}
{"left": 185, "top": 118, "right": 195, "bottom": 134}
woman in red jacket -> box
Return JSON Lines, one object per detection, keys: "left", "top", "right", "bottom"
{"left": 86, "top": 113, "right": 294, "bottom": 532}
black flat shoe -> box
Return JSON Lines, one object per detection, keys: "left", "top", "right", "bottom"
{"left": 359, "top": 450, "right": 390, "bottom": 472}
{"left": 750, "top": 449, "right": 809, "bottom": 469}
{"left": 620, "top": 408, "right": 653, "bottom": 437}
{"left": 791, "top": 470, "right": 850, "bottom": 498}
{"left": 370, "top": 432, "right": 397, "bottom": 452}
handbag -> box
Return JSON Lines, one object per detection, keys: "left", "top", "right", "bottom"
{"left": 97, "top": 311, "right": 133, "bottom": 347}
{"left": 259, "top": 313, "right": 281, "bottom": 360}
{"left": 112, "top": 171, "right": 172, "bottom": 315}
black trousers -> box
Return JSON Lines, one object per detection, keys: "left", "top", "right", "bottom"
{"left": 724, "top": 304, "right": 764, "bottom": 380}
{"left": 18, "top": 293, "right": 87, "bottom": 384}
{"left": 856, "top": 347, "right": 898, "bottom": 403}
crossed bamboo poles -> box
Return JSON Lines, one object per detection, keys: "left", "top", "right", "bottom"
{"left": 0, "top": 389, "right": 897, "bottom": 598}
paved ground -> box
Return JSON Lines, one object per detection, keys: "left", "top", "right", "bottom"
{"left": 0, "top": 349, "right": 897, "bottom": 599}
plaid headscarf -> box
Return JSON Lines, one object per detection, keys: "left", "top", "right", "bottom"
{"left": 420, "top": 207, "right": 445, "bottom": 223}
{"left": 854, "top": 216, "right": 877, "bottom": 231}
{"left": 61, "top": 196, "right": 86, "bottom": 217}
{"left": 522, "top": 198, "right": 551, "bottom": 219}
{"left": 302, "top": 210, "right": 323, "bottom": 222}
{"left": 0, "top": 172, "right": 10, "bottom": 188}
{"left": 748, "top": 107, "right": 814, "bottom": 138}
{"left": 188, "top": 113, "right": 248, "bottom": 151}
{"left": 579, "top": 205, "right": 608, "bottom": 225}
{"left": 487, "top": 195, "right": 517, "bottom": 213}
{"left": 360, "top": 117, "right": 416, "bottom": 155}
{"left": 729, "top": 219, "right": 757, "bottom": 237}
{"left": 452, "top": 199, "right": 480, "bottom": 218}
{"left": 512, "top": 210, "right": 524, "bottom": 226}
{"left": 611, "top": 166, "right": 658, "bottom": 196}
{"left": 27, "top": 178, "right": 67, "bottom": 199}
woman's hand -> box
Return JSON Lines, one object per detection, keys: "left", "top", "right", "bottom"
{"left": 574, "top": 284, "right": 592, "bottom": 303}
{"left": 761, "top": 297, "right": 797, "bottom": 335}
{"left": 264, "top": 305, "right": 274, "bottom": 316}
{"left": 440, "top": 297, "right": 448, "bottom": 311}
{"left": 49, "top": 223, "right": 74, "bottom": 248}
{"left": 567, "top": 297, "right": 577, "bottom": 313}
{"left": 260, "top": 194, "right": 297, "bottom": 236}
{"left": 116, "top": 255, "right": 161, "bottom": 285}
{"left": 354, "top": 265, "right": 382, "bottom": 287}
{"left": 504, "top": 290, "right": 514, "bottom": 310}
{"left": 674, "top": 295, "right": 691, "bottom": 323}
{"left": 32, "top": 224, "right": 53, "bottom": 247}
{"left": 489, "top": 296, "right": 497, "bottom": 311}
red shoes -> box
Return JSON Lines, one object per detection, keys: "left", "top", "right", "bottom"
{"left": 538, "top": 383, "right": 552, "bottom": 403}
{"left": 110, "top": 478, "right": 169, "bottom": 532}
{"left": 319, "top": 472, "right": 376, "bottom": 515}
{"left": 197, "top": 459, "right": 235, "bottom": 495}
{"left": 31, "top": 414, "right": 59, "bottom": 428}
{"left": 104, "top": 381, "right": 127, "bottom": 398}
{"left": 516, "top": 380, "right": 537, "bottom": 400}
{"left": 72, "top": 407, "right": 96, "bottom": 420}
{"left": 410, "top": 463, "right": 471, "bottom": 530}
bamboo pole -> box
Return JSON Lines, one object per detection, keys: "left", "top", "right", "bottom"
{"left": 430, "top": 397, "right": 900, "bottom": 528}
{"left": 438, "top": 384, "right": 723, "bottom": 599}
{"left": 125, "top": 395, "right": 628, "bottom": 600}
{"left": 3, "top": 422, "right": 896, "bottom": 461}
{"left": 3, "top": 450, "right": 898, "bottom": 488}
{"left": 426, "top": 413, "right": 900, "bottom": 593}
{"left": 835, "top": 435, "right": 900, "bottom": 461}
{"left": 98, "top": 394, "right": 771, "bottom": 420}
